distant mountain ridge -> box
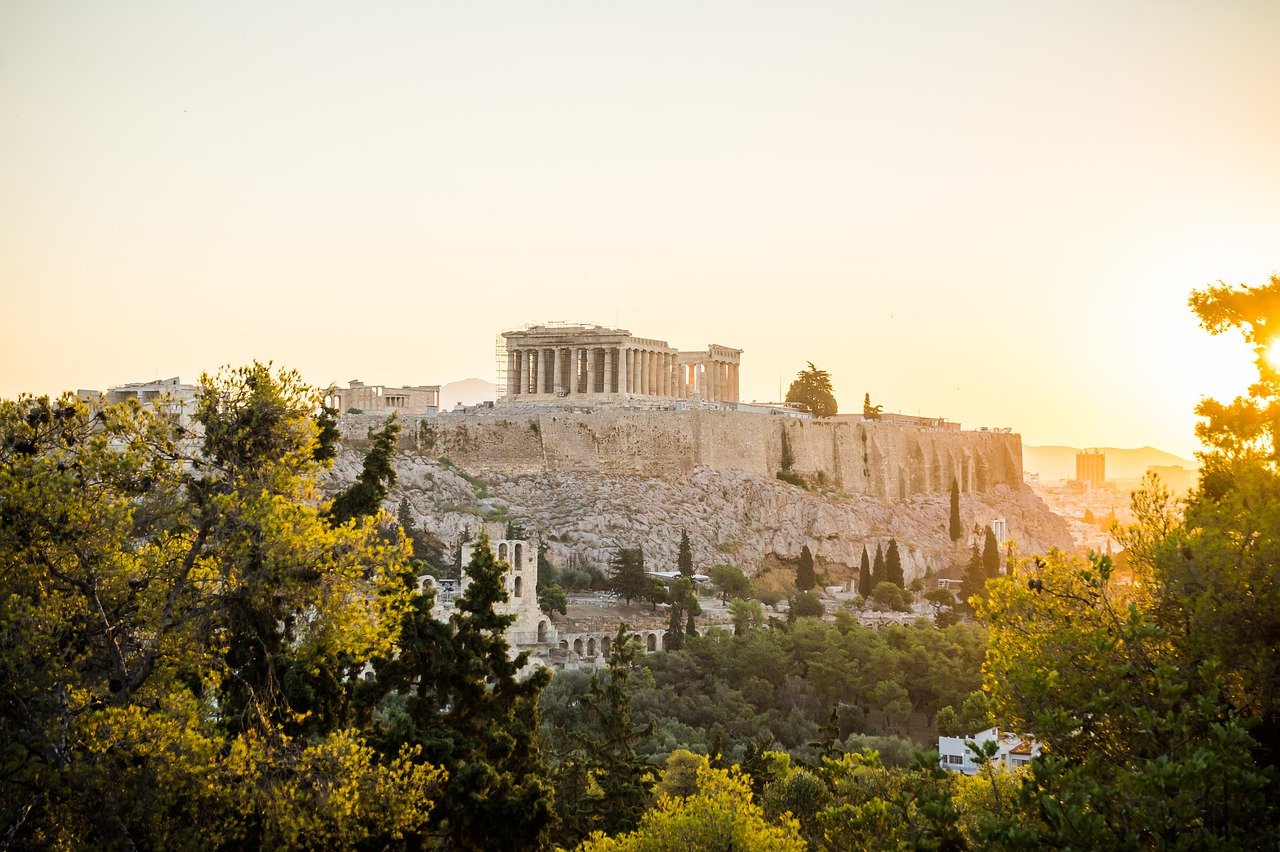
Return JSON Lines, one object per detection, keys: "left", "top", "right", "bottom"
{"left": 439, "top": 378, "right": 497, "bottom": 410}
{"left": 1024, "top": 445, "right": 1196, "bottom": 481}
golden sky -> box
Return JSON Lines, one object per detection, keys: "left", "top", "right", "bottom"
{"left": 2, "top": 1, "right": 1278, "bottom": 458}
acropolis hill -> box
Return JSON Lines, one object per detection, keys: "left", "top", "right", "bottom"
{"left": 331, "top": 323, "right": 1071, "bottom": 583}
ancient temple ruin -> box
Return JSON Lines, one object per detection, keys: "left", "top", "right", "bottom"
{"left": 500, "top": 324, "right": 741, "bottom": 405}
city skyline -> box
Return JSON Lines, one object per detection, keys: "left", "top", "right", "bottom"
{"left": 3, "top": 1, "right": 1279, "bottom": 459}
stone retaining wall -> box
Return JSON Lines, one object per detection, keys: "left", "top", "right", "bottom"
{"left": 338, "top": 410, "right": 1022, "bottom": 499}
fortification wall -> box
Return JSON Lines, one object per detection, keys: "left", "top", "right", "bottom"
{"left": 337, "top": 410, "right": 1022, "bottom": 498}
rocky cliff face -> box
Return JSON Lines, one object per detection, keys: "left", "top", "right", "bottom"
{"left": 338, "top": 409, "right": 1023, "bottom": 501}
{"left": 332, "top": 450, "right": 1073, "bottom": 583}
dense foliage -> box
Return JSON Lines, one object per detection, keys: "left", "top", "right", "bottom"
{"left": 542, "top": 618, "right": 987, "bottom": 771}
{"left": 7, "top": 275, "right": 1280, "bottom": 848}
{"left": 0, "top": 364, "right": 437, "bottom": 847}
{"left": 785, "top": 363, "right": 837, "bottom": 417}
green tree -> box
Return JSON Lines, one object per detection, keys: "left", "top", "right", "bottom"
{"left": 314, "top": 402, "right": 341, "bottom": 463}
{"left": 870, "top": 581, "right": 911, "bottom": 613}
{"left": 329, "top": 413, "right": 400, "bottom": 526}
{"left": 790, "top": 590, "right": 825, "bottom": 619}
{"left": 375, "top": 529, "right": 555, "bottom": 851}
{"left": 761, "top": 767, "right": 831, "bottom": 847}
{"left": 677, "top": 528, "right": 693, "bottom": 577}
{"left": 982, "top": 526, "right": 1000, "bottom": 579}
{"left": 924, "top": 587, "right": 955, "bottom": 614}
{"left": 872, "top": 542, "right": 885, "bottom": 587}
{"left": 970, "top": 273, "right": 1280, "bottom": 844}
{"left": 709, "top": 563, "right": 753, "bottom": 601}
{"left": 885, "top": 538, "right": 904, "bottom": 588}
{"left": 0, "top": 365, "right": 438, "bottom": 848}
{"left": 666, "top": 577, "right": 692, "bottom": 650}
{"left": 785, "top": 362, "right": 838, "bottom": 417}
{"left": 683, "top": 580, "right": 702, "bottom": 638}
{"left": 857, "top": 546, "right": 872, "bottom": 597}
{"left": 609, "top": 546, "right": 649, "bottom": 606}
{"left": 862, "top": 392, "right": 883, "bottom": 419}
{"left": 579, "top": 757, "right": 806, "bottom": 851}
{"left": 796, "top": 544, "right": 817, "bottom": 592}
{"left": 555, "top": 626, "right": 655, "bottom": 846}
{"left": 949, "top": 479, "right": 962, "bottom": 542}
{"left": 729, "top": 597, "right": 765, "bottom": 635}
{"left": 960, "top": 543, "right": 984, "bottom": 604}
{"left": 538, "top": 582, "right": 568, "bottom": 616}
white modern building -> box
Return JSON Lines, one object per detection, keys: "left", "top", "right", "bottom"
{"left": 938, "top": 727, "right": 1040, "bottom": 774}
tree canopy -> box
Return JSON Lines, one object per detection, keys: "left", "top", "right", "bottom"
{"left": 970, "top": 274, "right": 1280, "bottom": 846}
{"left": 609, "top": 546, "right": 649, "bottom": 606}
{"left": 785, "top": 362, "right": 837, "bottom": 417}
{"left": 0, "top": 364, "right": 438, "bottom": 847}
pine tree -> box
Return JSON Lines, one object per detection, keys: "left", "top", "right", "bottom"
{"left": 785, "top": 362, "right": 838, "bottom": 417}
{"left": 556, "top": 625, "right": 656, "bottom": 845}
{"left": 796, "top": 545, "right": 817, "bottom": 592}
{"left": 329, "top": 413, "right": 400, "bottom": 526}
{"left": 872, "top": 543, "right": 886, "bottom": 587}
{"left": 858, "top": 547, "right": 872, "bottom": 597}
{"left": 380, "top": 529, "right": 554, "bottom": 851}
{"left": 982, "top": 526, "right": 1001, "bottom": 579}
{"left": 609, "top": 547, "right": 649, "bottom": 605}
{"left": 949, "top": 480, "right": 962, "bottom": 542}
{"left": 886, "top": 539, "right": 904, "bottom": 588}
{"left": 677, "top": 529, "right": 694, "bottom": 577}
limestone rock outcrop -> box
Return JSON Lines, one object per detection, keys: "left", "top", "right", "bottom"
{"left": 331, "top": 451, "right": 1072, "bottom": 583}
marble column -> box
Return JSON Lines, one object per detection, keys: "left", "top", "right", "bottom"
{"left": 586, "top": 347, "right": 597, "bottom": 395}
{"left": 604, "top": 348, "right": 614, "bottom": 394}
{"left": 507, "top": 350, "right": 518, "bottom": 396}
{"left": 619, "top": 347, "right": 629, "bottom": 394}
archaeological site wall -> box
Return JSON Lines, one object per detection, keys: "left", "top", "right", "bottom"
{"left": 338, "top": 409, "right": 1022, "bottom": 499}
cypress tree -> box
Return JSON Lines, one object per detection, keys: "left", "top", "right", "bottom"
{"left": 796, "top": 545, "right": 817, "bottom": 592}
{"left": 872, "top": 543, "right": 885, "bottom": 587}
{"left": 949, "top": 480, "right": 962, "bottom": 542}
{"left": 666, "top": 577, "right": 691, "bottom": 651}
{"left": 961, "top": 542, "right": 984, "bottom": 603}
{"left": 857, "top": 547, "right": 872, "bottom": 597}
{"left": 982, "top": 526, "right": 1001, "bottom": 578}
{"left": 886, "top": 538, "right": 904, "bottom": 588}
{"left": 677, "top": 529, "right": 693, "bottom": 577}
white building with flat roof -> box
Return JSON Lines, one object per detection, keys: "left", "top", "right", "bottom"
{"left": 938, "top": 727, "right": 1039, "bottom": 774}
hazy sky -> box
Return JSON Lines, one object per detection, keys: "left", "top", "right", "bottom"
{"left": 3, "top": 1, "right": 1278, "bottom": 458}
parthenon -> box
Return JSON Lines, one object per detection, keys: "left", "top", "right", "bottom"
{"left": 501, "top": 325, "right": 741, "bottom": 405}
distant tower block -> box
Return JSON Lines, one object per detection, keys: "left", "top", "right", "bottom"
{"left": 1075, "top": 450, "right": 1105, "bottom": 487}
